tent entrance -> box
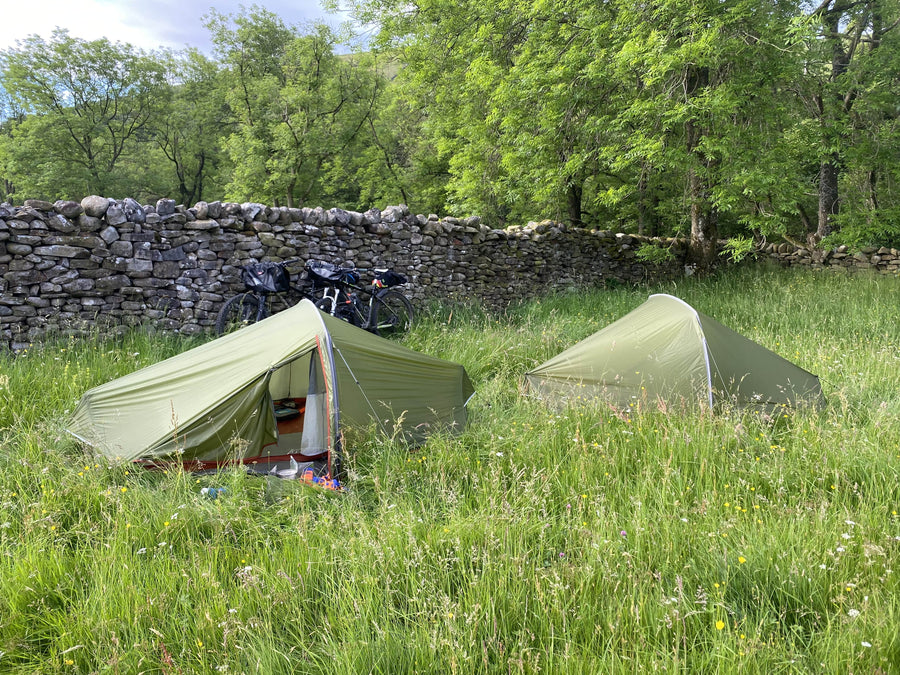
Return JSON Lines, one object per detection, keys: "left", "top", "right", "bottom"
{"left": 244, "top": 348, "right": 332, "bottom": 477}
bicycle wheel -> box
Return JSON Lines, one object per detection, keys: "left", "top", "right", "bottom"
{"left": 215, "top": 293, "right": 264, "bottom": 335}
{"left": 371, "top": 289, "right": 414, "bottom": 337}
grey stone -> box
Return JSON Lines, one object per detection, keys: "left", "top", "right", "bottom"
{"left": 24, "top": 199, "right": 54, "bottom": 211}
{"left": 193, "top": 201, "right": 209, "bottom": 219}
{"left": 241, "top": 202, "right": 265, "bottom": 221}
{"left": 363, "top": 208, "right": 382, "bottom": 225}
{"left": 258, "top": 232, "right": 279, "bottom": 247}
{"left": 155, "top": 199, "right": 175, "bottom": 216}
{"left": 382, "top": 205, "right": 404, "bottom": 223}
{"left": 62, "top": 278, "right": 94, "bottom": 292}
{"left": 46, "top": 213, "right": 75, "bottom": 233}
{"left": 81, "top": 195, "right": 111, "bottom": 218}
{"left": 153, "top": 261, "right": 182, "bottom": 278}
{"left": 367, "top": 222, "right": 392, "bottom": 235}
{"left": 95, "top": 275, "right": 131, "bottom": 292}
{"left": 161, "top": 247, "right": 187, "bottom": 262}
{"left": 185, "top": 219, "right": 217, "bottom": 230}
{"left": 77, "top": 214, "right": 103, "bottom": 232}
{"left": 14, "top": 207, "right": 45, "bottom": 223}
{"left": 161, "top": 213, "right": 187, "bottom": 225}
{"left": 328, "top": 208, "right": 352, "bottom": 226}
{"left": 310, "top": 207, "right": 328, "bottom": 226}
{"left": 100, "top": 226, "right": 120, "bottom": 244}
{"left": 123, "top": 198, "right": 146, "bottom": 223}
{"left": 33, "top": 245, "right": 89, "bottom": 259}
{"left": 55, "top": 200, "right": 84, "bottom": 218}
{"left": 109, "top": 240, "right": 133, "bottom": 257}
{"left": 133, "top": 242, "right": 153, "bottom": 260}
{"left": 103, "top": 204, "right": 124, "bottom": 226}
{"left": 125, "top": 259, "right": 153, "bottom": 274}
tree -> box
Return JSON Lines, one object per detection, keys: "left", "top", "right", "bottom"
{"left": 0, "top": 82, "right": 24, "bottom": 200}
{"left": 792, "top": 0, "right": 900, "bottom": 245}
{"left": 152, "top": 49, "right": 232, "bottom": 205}
{"left": 349, "top": 0, "right": 808, "bottom": 266}
{"left": 600, "top": 0, "right": 806, "bottom": 266}
{"left": 0, "top": 29, "right": 167, "bottom": 198}
{"left": 209, "top": 7, "right": 379, "bottom": 207}
{"left": 344, "top": 65, "right": 452, "bottom": 214}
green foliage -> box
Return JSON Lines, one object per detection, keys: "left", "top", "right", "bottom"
{"left": 150, "top": 49, "right": 231, "bottom": 204}
{"left": 3, "top": 267, "right": 900, "bottom": 671}
{"left": 722, "top": 236, "right": 756, "bottom": 263}
{"left": 1, "top": 0, "right": 900, "bottom": 252}
{"left": 0, "top": 29, "right": 167, "bottom": 199}
{"left": 349, "top": 0, "right": 900, "bottom": 247}
{"left": 209, "top": 9, "right": 381, "bottom": 208}
{"left": 635, "top": 241, "right": 677, "bottom": 265}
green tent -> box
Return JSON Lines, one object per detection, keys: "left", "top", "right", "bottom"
{"left": 525, "top": 294, "right": 823, "bottom": 412}
{"left": 68, "top": 300, "right": 475, "bottom": 478}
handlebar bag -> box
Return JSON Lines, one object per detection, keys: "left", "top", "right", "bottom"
{"left": 374, "top": 269, "right": 407, "bottom": 287}
{"left": 241, "top": 262, "right": 290, "bottom": 293}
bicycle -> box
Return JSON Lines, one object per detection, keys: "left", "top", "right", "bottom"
{"left": 215, "top": 258, "right": 309, "bottom": 335}
{"left": 215, "top": 259, "right": 414, "bottom": 337}
{"left": 305, "top": 260, "right": 415, "bottom": 338}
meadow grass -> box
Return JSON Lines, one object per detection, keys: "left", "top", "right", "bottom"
{"left": 1, "top": 264, "right": 899, "bottom": 673}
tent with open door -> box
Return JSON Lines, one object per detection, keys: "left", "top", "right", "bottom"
{"left": 68, "top": 300, "right": 475, "bottom": 479}
{"left": 525, "top": 294, "right": 823, "bottom": 413}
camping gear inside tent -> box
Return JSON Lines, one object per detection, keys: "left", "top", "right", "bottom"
{"left": 525, "top": 294, "right": 823, "bottom": 413}
{"left": 68, "top": 299, "right": 475, "bottom": 479}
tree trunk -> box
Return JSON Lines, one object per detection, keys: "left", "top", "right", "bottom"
{"left": 566, "top": 181, "right": 583, "bottom": 227}
{"left": 688, "top": 167, "right": 719, "bottom": 268}
{"left": 817, "top": 156, "right": 840, "bottom": 241}
{"left": 637, "top": 170, "right": 648, "bottom": 236}
{"left": 684, "top": 65, "right": 717, "bottom": 270}
{"left": 285, "top": 177, "right": 295, "bottom": 209}
{"left": 811, "top": 2, "right": 857, "bottom": 245}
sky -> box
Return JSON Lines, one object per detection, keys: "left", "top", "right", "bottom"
{"left": 0, "top": 0, "right": 353, "bottom": 54}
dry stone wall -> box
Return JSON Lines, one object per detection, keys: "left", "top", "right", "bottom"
{"left": 0, "top": 196, "right": 686, "bottom": 349}
{"left": 760, "top": 241, "right": 900, "bottom": 273}
{"left": 5, "top": 195, "right": 895, "bottom": 350}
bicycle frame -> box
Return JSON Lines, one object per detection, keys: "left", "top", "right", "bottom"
{"left": 219, "top": 258, "right": 412, "bottom": 337}
{"left": 315, "top": 281, "right": 378, "bottom": 329}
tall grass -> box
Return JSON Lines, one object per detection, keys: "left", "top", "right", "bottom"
{"left": 1, "top": 265, "right": 899, "bottom": 673}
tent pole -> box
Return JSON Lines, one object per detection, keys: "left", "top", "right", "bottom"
{"left": 334, "top": 347, "right": 389, "bottom": 437}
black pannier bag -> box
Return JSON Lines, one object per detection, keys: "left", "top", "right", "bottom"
{"left": 374, "top": 269, "right": 407, "bottom": 287}
{"left": 305, "top": 260, "right": 360, "bottom": 287}
{"left": 241, "top": 262, "right": 290, "bottom": 293}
